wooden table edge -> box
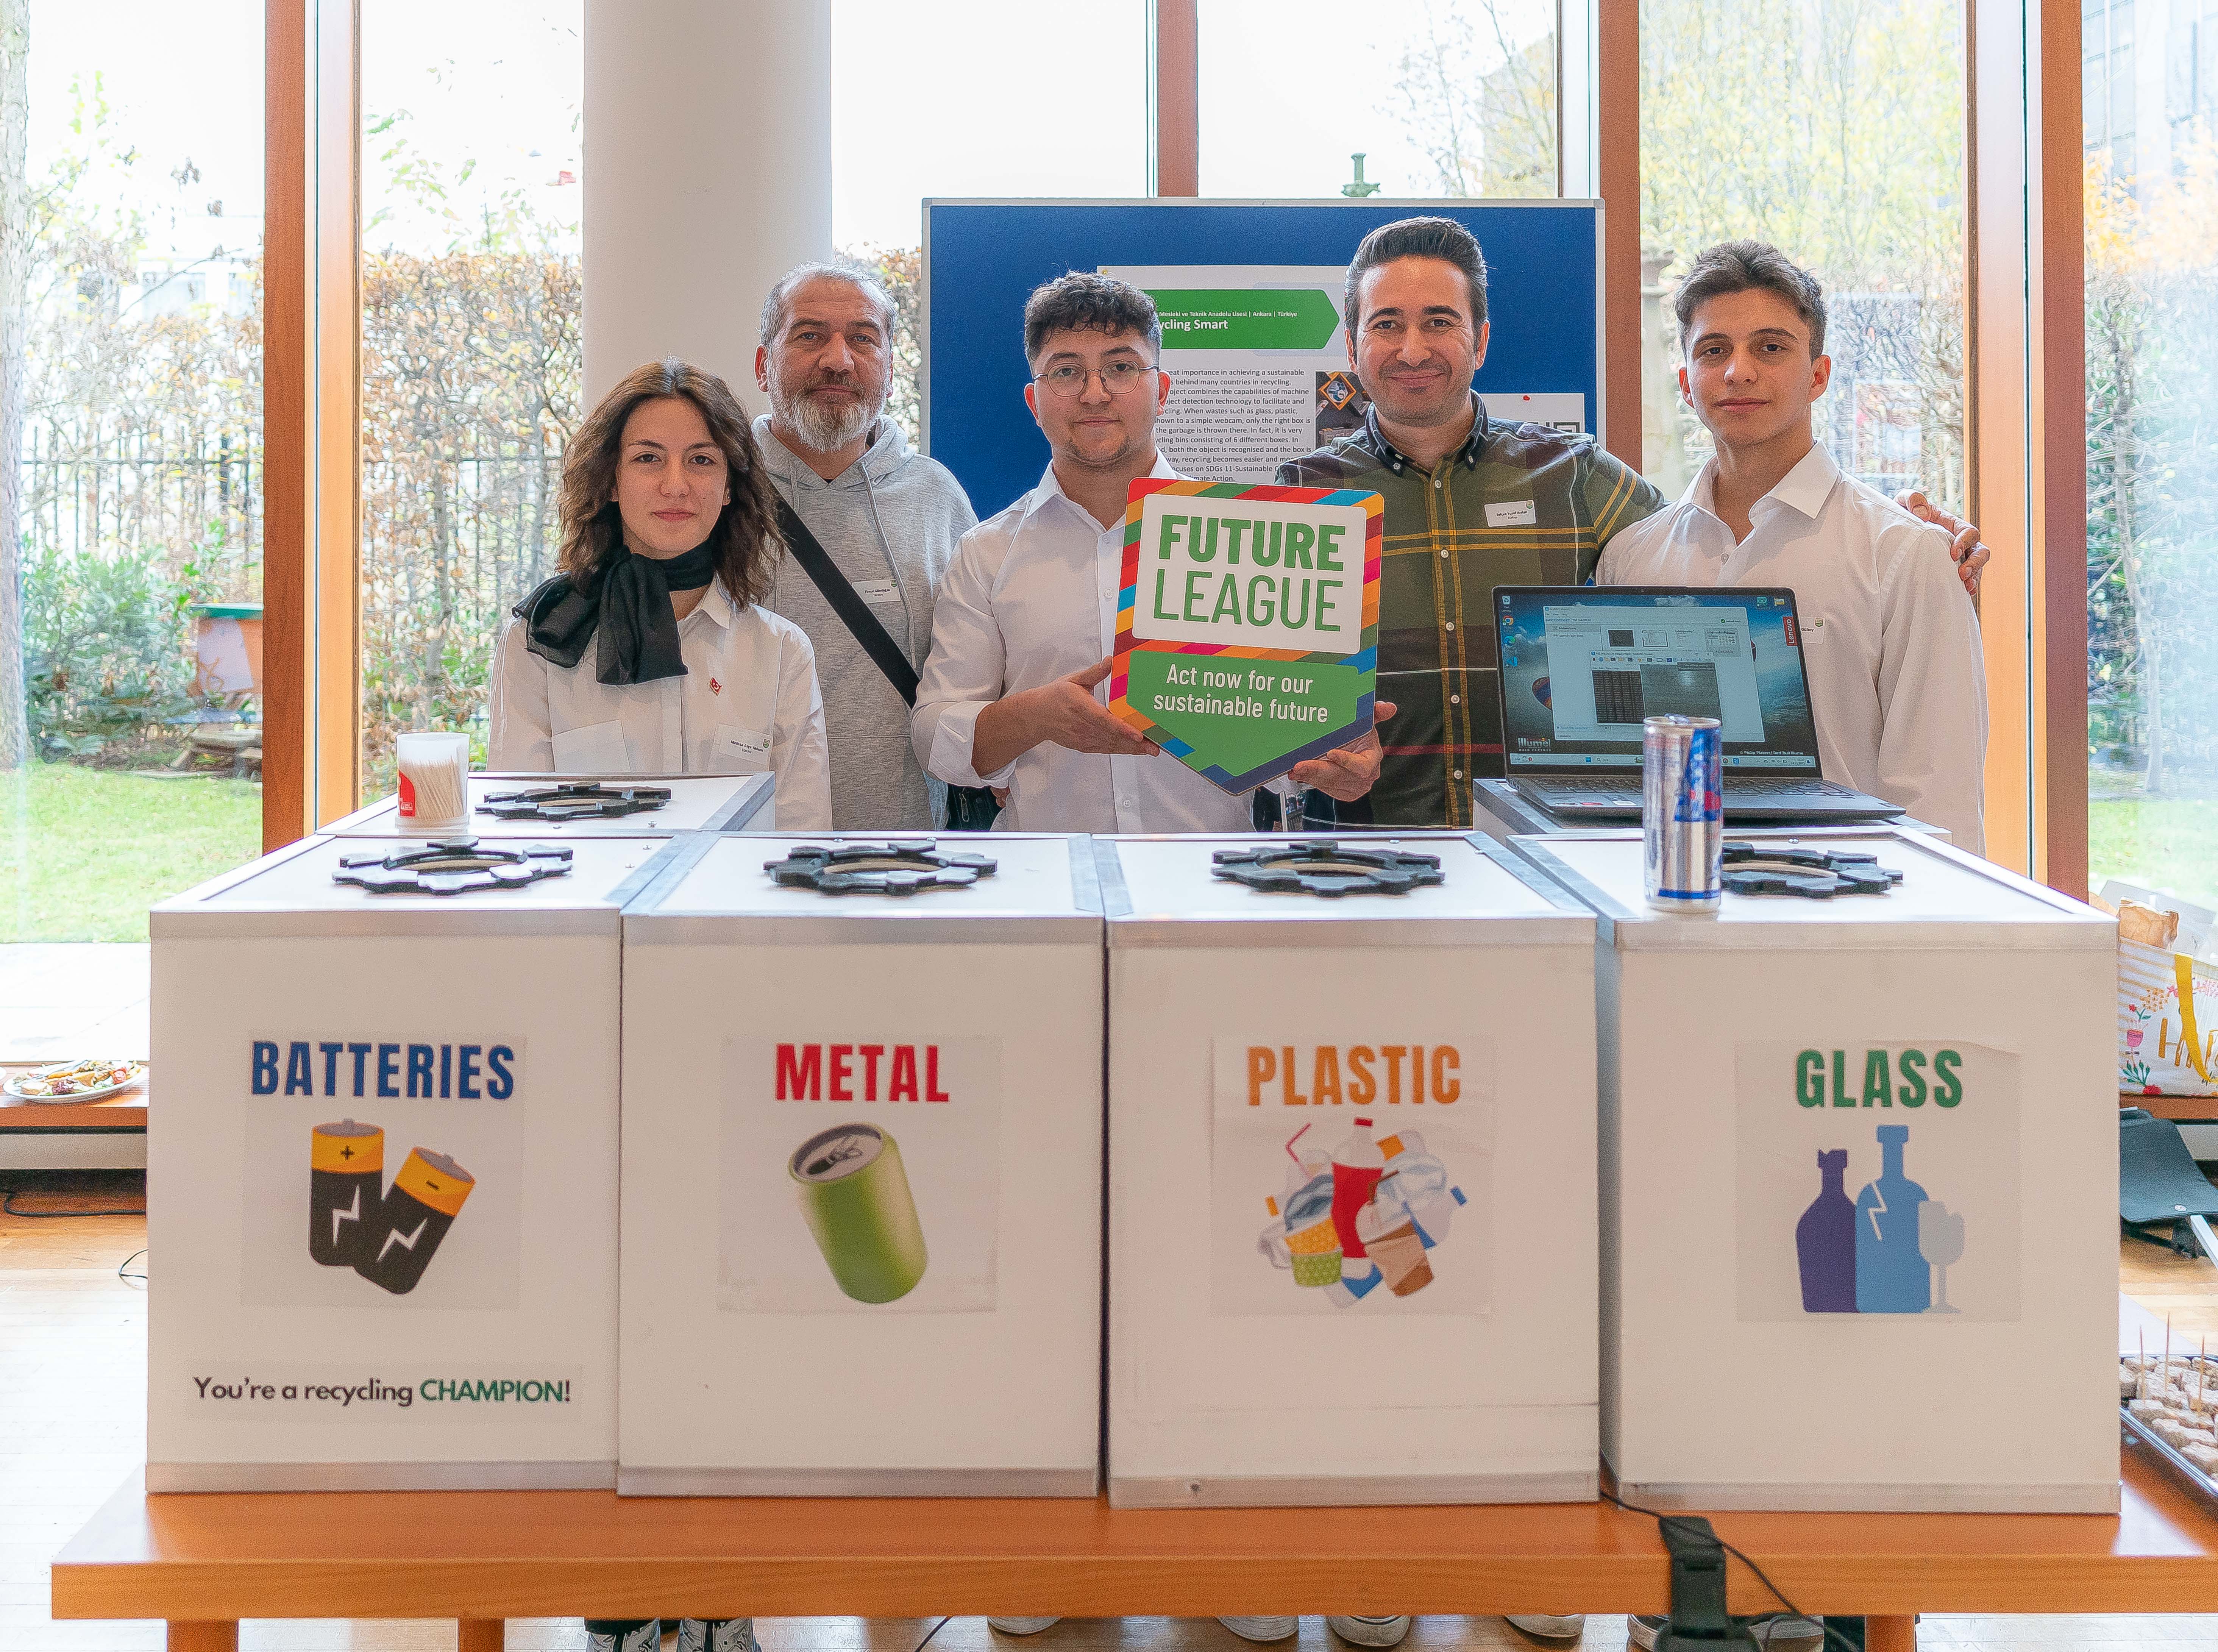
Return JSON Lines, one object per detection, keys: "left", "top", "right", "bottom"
{"left": 46, "top": 1458, "right": 2218, "bottom": 1621}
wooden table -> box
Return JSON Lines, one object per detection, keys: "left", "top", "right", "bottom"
{"left": 47, "top": 1444, "right": 2218, "bottom": 1652}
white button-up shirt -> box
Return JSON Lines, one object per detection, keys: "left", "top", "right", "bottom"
{"left": 913, "top": 455, "right": 1260, "bottom": 834}
{"left": 488, "top": 575, "right": 834, "bottom": 829}
{"left": 1595, "top": 442, "right": 1987, "bottom": 853}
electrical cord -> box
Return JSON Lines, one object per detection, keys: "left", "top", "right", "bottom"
{"left": 911, "top": 1618, "right": 951, "bottom": 1652}
{"left": 117, "top": 1248, "right": 147, "bottom": 1284}
{"left": 1598, "top": 1486, "right": 1867, "bottom": 1652}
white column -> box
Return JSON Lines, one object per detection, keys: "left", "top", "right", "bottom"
{"left": 583, "top": 0, "right": 833, "bottom": 407}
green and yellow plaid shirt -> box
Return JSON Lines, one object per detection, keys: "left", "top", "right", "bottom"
{"left": 1276, "top": 395, "right": 1667, "bottom": 827}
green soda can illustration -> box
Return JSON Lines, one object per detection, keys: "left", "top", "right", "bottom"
{"left": 788, "top": 1122, "right": 928, "bottom": 1303}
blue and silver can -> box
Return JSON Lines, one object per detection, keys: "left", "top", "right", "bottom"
{"left": 1643, "top": 714, "right": 1722, "bottom": 913}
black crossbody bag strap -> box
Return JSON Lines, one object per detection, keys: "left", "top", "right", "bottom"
{"left": 776, "top": 498, "right": 919, "bottom": 705}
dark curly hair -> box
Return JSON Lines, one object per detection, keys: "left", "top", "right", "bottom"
{"left": 1022, "top": 272, "right": 1162, "bottom": 367}
{"left": 556, "top": 358, "right": 781, "bottom": 609}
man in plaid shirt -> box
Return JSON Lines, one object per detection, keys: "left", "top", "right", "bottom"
{"left": 1276, "top": 217, "right": 1987, "bottom": 830}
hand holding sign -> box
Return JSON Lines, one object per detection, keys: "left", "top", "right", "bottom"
{"left": 974, "top": 657, "right": 1160, "bottom": 774}
{"left": 1289, "top": 700, "right": 1395, "bottom": 802}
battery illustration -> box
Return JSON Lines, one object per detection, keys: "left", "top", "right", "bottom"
{"left": 309, "top": 1119, "right": 385, "bottom": 1268}
{"left": 356, "top": 1146, "right": 475, "bottom": 1296}
{"left": 789, "top": 1123, "right": 928, "bottom": 1303}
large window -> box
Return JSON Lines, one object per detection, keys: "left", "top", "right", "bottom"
{"left": 1638, "top": 0, "right": 1968, "bottom": 510}
{"left": 2084, "top": 0, "right": 2218, "bottom": 905}
{"left": 356, "top": 2, "right": 582, "bottom": 803}
{"left": 2, "top": 0, "right": 264, "bottom": 942}
{"left": 1197, "top": 0, "right": 1556, "bottom": 200}
{"left": 831, "top": 0, "right": 1147, "bottom": 442}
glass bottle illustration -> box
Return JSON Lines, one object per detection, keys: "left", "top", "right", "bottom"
{"left": 1794, "top": 1148, "right": 1857, "bottom": 1312}
{"left": 1853, "top": 1123, "right": 1931, "bottom": 1313}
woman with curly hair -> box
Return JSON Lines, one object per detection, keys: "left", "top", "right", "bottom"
{"left": 490, "top": 357, "right": 832, "bottom": 829}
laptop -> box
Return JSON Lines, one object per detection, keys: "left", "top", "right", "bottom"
{"left": 1489, "top": 586, "right": 1905, "bottom": 821}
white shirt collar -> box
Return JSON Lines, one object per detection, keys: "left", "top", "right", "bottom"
{"left": 684, "top": 574, "right": 739, "bottom": 631}
{"left": 1684, "top": 440, "right": 1841, "bottom": 528}
{"left": 1019, "top": 448, "right": 1185, "bottom": 530}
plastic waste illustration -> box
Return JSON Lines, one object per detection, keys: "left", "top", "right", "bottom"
{"left": 1258, "top": 1121, "right": 1467, "bottom": 1308}
{"left": 1793, "top": 1124, "right": 1964, "bottom": 1315}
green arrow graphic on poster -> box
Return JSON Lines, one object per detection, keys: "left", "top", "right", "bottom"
{"left": 1111, "top": 479, "right": 1383, "bottom": 793}
{"left": 1145, "top": 289, "right": 1341, "bottom": 351}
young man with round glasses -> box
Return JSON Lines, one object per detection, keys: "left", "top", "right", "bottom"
{"left": 912, "top": 272, "right": 1389, "bottom": 835}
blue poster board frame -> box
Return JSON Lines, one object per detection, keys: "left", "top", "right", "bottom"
{"left": 921, "top": 198, "right": 1605, "bottom": 522}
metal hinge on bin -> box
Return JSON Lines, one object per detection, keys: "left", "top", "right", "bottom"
{"left": 1210, "top": 840, "right": 1444, "bottom": 898}
{"left": 765, "top": 841, "right": 998, "bottom": 896}
{"left": 334, "top": 838, "right": 573, "bottom": 895}
{"left": 476, "top": 782, "right": 673, "bottom": 821}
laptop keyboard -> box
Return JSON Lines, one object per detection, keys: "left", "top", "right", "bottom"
{"left": 1534, "top": 776, "right": 1845, "bottom": 798}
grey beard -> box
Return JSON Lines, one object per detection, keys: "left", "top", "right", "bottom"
{"left": 770, "top": 378, "right": 882, "bottom": 454}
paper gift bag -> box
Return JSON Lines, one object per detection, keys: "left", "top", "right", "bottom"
{"left": 2120, "top": 937, "right": 2218, "bottom": 1097}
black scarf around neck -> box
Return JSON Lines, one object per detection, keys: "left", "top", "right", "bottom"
{"left": 513, "top": 540, "right": 720, "bottom": 686}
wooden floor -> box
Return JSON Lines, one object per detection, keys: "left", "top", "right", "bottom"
{"left": 6, "top": 1176, "right": 2218, "bottom": 1652}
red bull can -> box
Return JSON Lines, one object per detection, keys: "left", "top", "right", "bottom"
{"left": 1643, "top": 714, "right": 1722, "bottom": 913}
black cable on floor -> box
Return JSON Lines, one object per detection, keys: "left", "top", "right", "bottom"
{"left": 1599, "top": 1486, "right": 1864, "bottom": 1652}
{"left": 118, "top": 1247, "right": 148, "bottom": 1284}
{"left": 913, "top": 1618, "right": 952, "bottom": 1652}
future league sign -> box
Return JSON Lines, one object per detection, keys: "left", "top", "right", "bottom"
{"left": 1110, "top": 479, "right": 1383, "bottom": 792}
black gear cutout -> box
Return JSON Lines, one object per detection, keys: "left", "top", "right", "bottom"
{"left": 765, "top": 840, "right": 999, "bottom": 896}
{"left": 1210, "top": 840, "right": 1445, "bottom": 898}
{"left": 475, "top": 782, "right": 672, "bottom": 821}
{"left": 334, "top": 838, "right": 573, "bottom": 896}
{"left": 1719, "top": 840, "right": 1904, "bottom": 899}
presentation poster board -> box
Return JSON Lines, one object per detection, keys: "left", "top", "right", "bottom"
{"left": 923, "top": 200, "right": 1604, "bottom": 522}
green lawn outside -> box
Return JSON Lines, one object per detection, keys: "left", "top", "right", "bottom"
{"left": 0, "top": 763, "right": 262, "bottom": 942}
{"left": 2090, "top": 795, "right": 2218, "bottom": 910}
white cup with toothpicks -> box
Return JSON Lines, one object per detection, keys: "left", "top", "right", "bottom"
{"left": 395, "top": 732, "right": 471, "bottom": 833}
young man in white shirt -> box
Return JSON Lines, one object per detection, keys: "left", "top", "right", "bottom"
{"left": 915, "top": 273, "right": 1403, "bottom": 1651}
{"left": 1596, "top": 240, "right": 1988, "bottom": 854}
{"left": 912, "top": 273, "right": 1388, "bottom": 835}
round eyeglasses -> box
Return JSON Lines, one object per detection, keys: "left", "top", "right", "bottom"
{"left": 1033, "top": 360, "right": 1159, "bottom": 398}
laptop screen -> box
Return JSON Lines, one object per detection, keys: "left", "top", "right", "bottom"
{"left": 1492, "top": 586, "right": 1822, "bottom": 773}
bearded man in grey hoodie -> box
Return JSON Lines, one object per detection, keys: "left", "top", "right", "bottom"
{"left": 755, "top": 263, "right": 978, "bottom": 829}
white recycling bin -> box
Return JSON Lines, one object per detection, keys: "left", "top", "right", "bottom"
{"left": 1101, "top": 833, "right": 1599, "bottom": 1508}
{"left": 617, "top": 833, "right": 1105, "bottom": 1494}
{"left": 148, "top": 831, "right": 680, "bottom": 1490}
{"left": 1510, "top": 825, "right": 2119, "bottom": 1511}
{"left": 322, "top": 771, "right": 774, "bottom": 838}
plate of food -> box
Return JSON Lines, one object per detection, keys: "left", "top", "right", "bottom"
{"left": 3, "top": 1059, "right": 147, "bottom": 1103}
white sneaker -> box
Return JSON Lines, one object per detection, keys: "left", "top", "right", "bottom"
{"left": 1327, "top": 1618, "right": 1411, "bottom": 1648}
{"left": 988, "top": 1621, "right": 1063, "bottom": 1636}
{"left": 1506, "top": 1617, "right": 1586, "bottom": 1641}
{"left": 1219, "top": 1620, "right": 1298, "bottom": 1643}
{"left": 587, "top": 1625, "right": 661, "bottom": 1652}
{"left": 675, "top": 1622, "right": 758, "bottom": 1652}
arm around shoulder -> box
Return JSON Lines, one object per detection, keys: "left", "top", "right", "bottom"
{"left": 1876, "top": 526, "right": 1989, "bottom": 854}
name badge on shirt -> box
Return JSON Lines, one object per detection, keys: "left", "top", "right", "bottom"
{"left": 852, "top": 578, "right": 899, "bottom": 606}
{"left": 1484, "top": 499, "right": 1538, "bottom": 527}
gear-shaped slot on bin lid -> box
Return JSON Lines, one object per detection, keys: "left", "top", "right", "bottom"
{"left": 475, "top": 781, "right": 673, "bottom": 821}
{"left": 764, "top": 840, "right": 999, "bottom": 897}
{"left": 1209, "top": 840, "right": 1446, "bottom": 898}
{"left": 332, "top": 837, "right": 574, "bottom": 895}
{"left": 1719, "top": 840, "right": 1905, "bottom": 899}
